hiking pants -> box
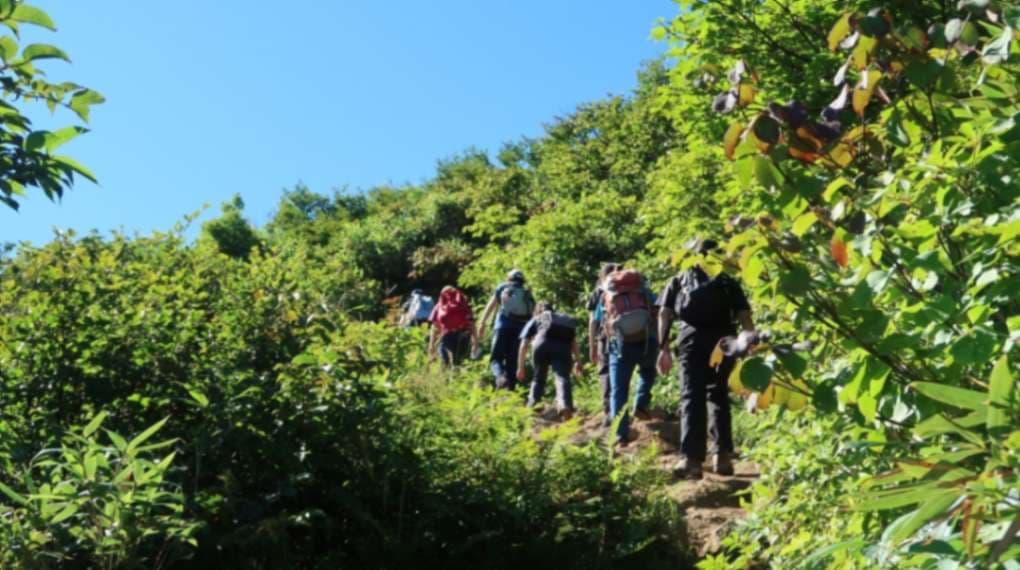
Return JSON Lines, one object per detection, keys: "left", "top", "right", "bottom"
{"left": 678, "top": 339, "right": 735, "bottom": 462}
{"left": 597, "top": 335, "right": 611, "bottom": 415}
{"left": 608, "top": 339, "right": 657, "bottom": 443}
{"left": 490, "top": 322, "right": 524, "bottom": 389}
{"left": 527, "top": 341, "right": 574, "bottom": 411}
{"left": 439, "top": 330, "right": 469, "bottom": 368}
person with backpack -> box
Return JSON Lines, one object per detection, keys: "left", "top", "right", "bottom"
{"left": 478, "top": 269, "right": 535, "bottom": 389}
{"left": 601, "top": 267, "right": 659, "bottom": 447}
{"left": 428, "top": 286, "right": 478, "bottom": 368}
{"left": 400, "top": 288, "right": 434, "bottom": 328}
{"left": 587, "top": 262, "right": 620, "bottom": 424}
{"left": 516, "top": 302, "right": 583, "bottom": 420}
{"left": 656, "top": 238, "right": 754, "bottom": 479}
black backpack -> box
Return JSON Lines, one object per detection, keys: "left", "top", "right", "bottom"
{"left": 674, "top": 269, "right": 734, "bottom": 328}
{"left": 535, "top": 311, "right": 577, "bottom": 344}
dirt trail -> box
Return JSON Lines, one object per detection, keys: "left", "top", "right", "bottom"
{"left": 534, "top": 407, "right": 756, "bottom": 558}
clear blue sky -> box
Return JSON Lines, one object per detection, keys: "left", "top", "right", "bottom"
{"left": 6, "top": 1, "right": 672, "bottom": 244}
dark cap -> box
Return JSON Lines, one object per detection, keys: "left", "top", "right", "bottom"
{"left": 685, "top": 238, "right": 719, "bottom": 254}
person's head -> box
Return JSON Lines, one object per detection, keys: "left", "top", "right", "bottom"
{"left": 686, "top": 238, "right": 723, "bottom": 275}
{"left": 439, "top": 286, "right": 461, "bottom": 303}
{"left": 507, "top": 269, "right": 525, "bottom": 285}
{"left": 534, "top": 301, "right": 554, "bottom": 315}
{"left": 599, "top": 262, "right": 621, "bottom": 279}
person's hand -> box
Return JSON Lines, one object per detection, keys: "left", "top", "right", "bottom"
{"left": 657, "top": 348, "right": 673, "bottom": 376}
{"left": 516, "top": 368, "right": 526, "bottom": 382}
{"left": 574, "top": 361, "right": 584, "bottom": 376}
{"left": 588, "top": 346, "right": 598, "bottom": 364}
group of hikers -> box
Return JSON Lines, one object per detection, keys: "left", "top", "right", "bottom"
{"left": 399, "top": 239, "right": 755, "bottom": 480}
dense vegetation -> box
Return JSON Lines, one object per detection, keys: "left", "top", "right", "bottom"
{"left": 1, "top": 0, "right": 1018, "bottom": 568}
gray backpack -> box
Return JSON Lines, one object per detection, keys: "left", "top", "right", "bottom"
{"left": 535, "top": 311, "right": 577, "bottom": 344}
{"left": 499, "top": 284, "right": 532, "bottom": 320}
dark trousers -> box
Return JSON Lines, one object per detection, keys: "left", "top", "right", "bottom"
{"left": 527, "top": 342, "right": 574, "bottom": 411}
{"left": 439, "top": 330, "right": 469, "bottom": 368}
{"left": 490, "top": 323, "right": 524, "bottom": 389}
{"left": 678, "top": 342, "right": 735, "bottom": 462}
{"left": 597, "top": 335, "right": 611, "bottom": 415}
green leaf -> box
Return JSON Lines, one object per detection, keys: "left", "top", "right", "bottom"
{"left": 126, "top": 417, "right": 169, "bottom": 455}
{"left": 859, "top": 482, "right": 940, "bottom": 510}
{"left": 82, "top": 411, "right": 107, "bottom": 437}
{"left": 800, "top": 540, "right": 868, "bottom": 569}
{"left": 912, "top": 382, "right": 987, "bottom": 411}
{"left": 53, "top": 155, "right": 98, "bottom": 183}
{"left": 981, "top": 27, "right": 1012, "bottom": 65}
{"left": 0, "top": 481, "right": 27, "bottom": 506}
{"left": 987, "top": 356, "right": 1013, "bottom": 432}
{"left": 21, "top": 43, "right": 69, "bottom": 62}
{"left": 791, "top": 212, "right": 816, "bottom": 236}
{"left": 887, "top": 492, "right": 959, "bottom": 544}
{"left": 915, "top": 414, "right": 985, "bottom": 445}
{"left": 0, "top": 36, "right": 17, "bottom": 62}
{"left": 10, "top": 4, "right": 56, "bottom": 30}
{"left": 776, "top": 351, "right": 807, "bottom": 378}
{"left": 49, "top": 502, "right": 79, "bottom": 524}
{"left": 740, "top": 356, "right": 773, "bottom": 392}
{"left": 68, "top": 89, "right": 104, "bottom": 123}
{"left": 827, "top": 13, "right": 853, "bottom": 51}
{"left": 105, "top": 429, "right": 128, "bottom": 452}
{"left": 188, "top": 388, "right": 209, "bottom": 408}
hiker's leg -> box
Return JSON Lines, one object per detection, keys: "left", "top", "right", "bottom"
{"left": 437, "top": 332, "right": 452, "bottom": 367}
{"left": 633, "top": 345, "right": 657, "bottom": 413}
{"left": 707, "top": 356, "right": 735, "bottom": 455}
{"left": 490, "top": 329, "right": 511, "bottom": 387}
{"left": 551, "top": 351, "right": 573, "bottom": 412}
{"left": 610, "top": 344, "right": 637, "bottom": 443}
{"left": 505, "top": 327, "right": 523, "bottom": 390}
{"left": 598, "top": 336, "right": 611, "bottom": 415}
{"left": 527, "top": 346, "right": 550, "bottom": 407}
{"left": 678, "top": 349, "right": 709, "bottom": 462}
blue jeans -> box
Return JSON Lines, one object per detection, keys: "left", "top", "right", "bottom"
{"left": 490, "top": 321, "right": 524, "bottom": 389}
{"left": 608, "top": 338, "right": 657, "bottom": 443}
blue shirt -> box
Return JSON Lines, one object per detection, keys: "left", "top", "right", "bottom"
{"left": 491, "top": 282, "right": 533, "bottom": 331}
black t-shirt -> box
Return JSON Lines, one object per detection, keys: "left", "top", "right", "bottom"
{"left": 657, "top": 267, "right": 750, "bottom": 348}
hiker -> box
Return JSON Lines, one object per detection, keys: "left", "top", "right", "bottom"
{"left": 400, "top": 288, "right": 434, "bottom": 327}
{"left": 600, "top": 267, "right": 659, "bottom": 447}
{"left": 516, "top": 302, "right": 583, "bottom": 420}
{"left": 478, "top": 269, "right": 535, "bottom": 389}
{"left": 428, "top": 286, "right": 478, "bottom": 368}
{"left": 587, "top": 262, "right": 620, "bottom": 424}
{"left": 656, "top": 238, "right": 754, "bottom": 479}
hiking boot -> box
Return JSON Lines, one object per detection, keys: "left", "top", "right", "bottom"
{"left": 713, "top": 452, "right": 734, "bottom": 476}
{"left": 672, "top": 457, "right": 703, "bottom": 480}
{"left": 602, "top": 414, "right": 613, "bottom": 428}
{"left": 559, "top": 408, "right": 574, "bottom": 421}
{"left": 634, "top": 407, "right": 652, "bottom": 421}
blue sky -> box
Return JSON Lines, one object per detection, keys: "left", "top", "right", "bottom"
{"left": 6, "top": 1, "right": 672, "bottom": 244}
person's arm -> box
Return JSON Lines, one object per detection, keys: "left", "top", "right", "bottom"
{"left": 657, "top": 306, "right": 674, "bottom": 348}
{"left": 516, "top": 338, "right": 530, "bottom": 381}
{"left": 477, "top": 296, "right": 498, "bottom": 340}
{"left": 588, "top": 313, "right": 599, "bottom": 364}
{"left": 428, "top": 324, "right": 439, "bottom": 360}
{"left": 656, "top": 280, "right": 676, "bottom": 375}
{"left": 737, "top": 310, "right": 755, "bottom": 332}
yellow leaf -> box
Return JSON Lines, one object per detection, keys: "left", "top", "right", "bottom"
{"left": 827, "top": 13, "right": 853, "bottom": 51}
{"left": 709, "top": 341, "right": 725, "bottom": 368}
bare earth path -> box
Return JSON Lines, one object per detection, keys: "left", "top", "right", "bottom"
{"left": 534, "top": 408, "right": 757, "bottom": 558}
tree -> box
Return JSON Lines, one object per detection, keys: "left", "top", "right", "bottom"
{"left": 0, "top": 1, "right": 103, "bottom": 210}
{"left": 200, "top": 194, "right": 261, "bottom": 259}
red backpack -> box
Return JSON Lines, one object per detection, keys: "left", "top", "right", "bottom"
{"left": 435, "top": 288, "right": 471, "bottom": 333}
{"left": 603, "top": 269, "right": 652, "bottom": 342}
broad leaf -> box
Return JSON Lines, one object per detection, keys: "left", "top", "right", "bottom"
{"left": 912, "top": 382, "right": 987, "bottom": 410}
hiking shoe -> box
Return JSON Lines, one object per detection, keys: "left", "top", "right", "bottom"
{"left": 713, "top": 452, "right": 734, "bottom": 476}
{"left": 602, "top": 414, "right": 613, "bottom": 428}
{"left": 559, "top": 408, "right": 574, "bottom": 421}
{"left": 634, "top": 407, "right": 652, "bottom": 421}
{"left": 672, "top": 457, "right": 703, "bottom": 480}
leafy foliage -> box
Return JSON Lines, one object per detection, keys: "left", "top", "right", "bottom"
{"left": 0, "top": 2, "right": 102, "bottom": 210}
